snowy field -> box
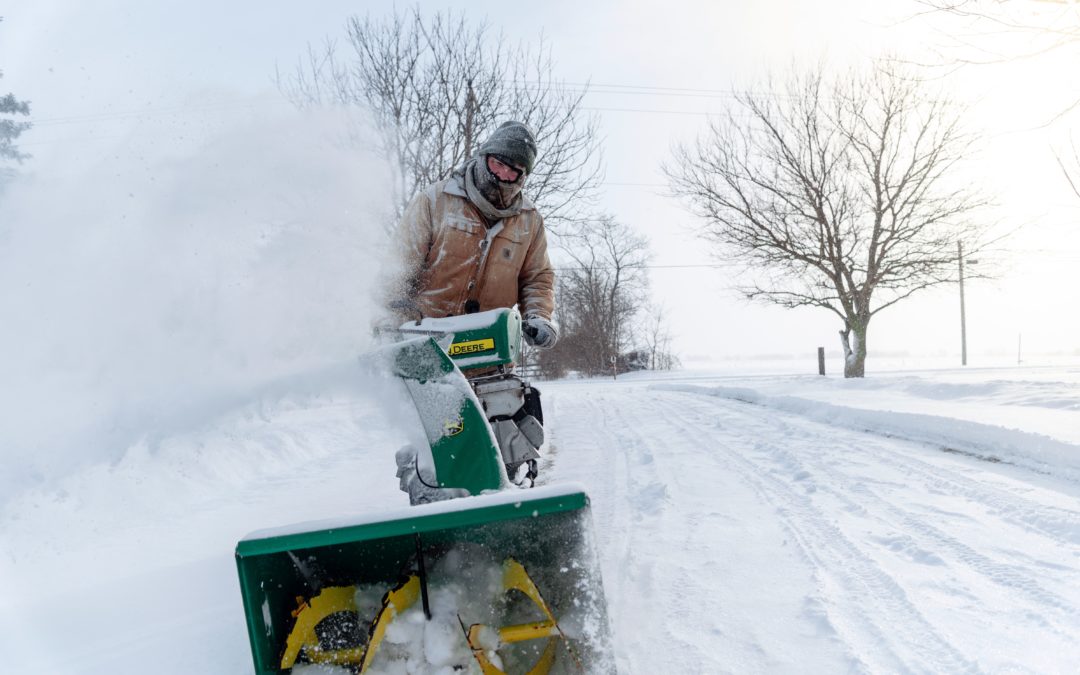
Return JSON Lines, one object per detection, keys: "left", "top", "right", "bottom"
{"left": 3, "top": 362, "right": 1080, "bottom": 673}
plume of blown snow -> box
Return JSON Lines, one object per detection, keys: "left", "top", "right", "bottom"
{"left": 0, "top": 102, "right": 395, "bottom": 503}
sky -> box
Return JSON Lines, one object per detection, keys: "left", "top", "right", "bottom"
{"left": 3, "top": 0, "right": 1079, "bottom": 368}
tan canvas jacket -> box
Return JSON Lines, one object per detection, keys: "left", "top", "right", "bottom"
{"left": 391, "top": 175, "right": 555, "bottom": 321}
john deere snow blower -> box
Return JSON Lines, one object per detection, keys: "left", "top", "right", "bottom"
{"left": 235, "top": 308, "right": 613, "bottom": 674}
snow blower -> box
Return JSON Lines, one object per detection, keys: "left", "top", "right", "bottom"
{"left": 235, "top": 308, "right": 613, "bottom": 674}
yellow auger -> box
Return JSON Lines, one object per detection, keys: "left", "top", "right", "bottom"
{"left": 277, "top": 558, "right": 576, "bottom": 674}
{"left": 279, "top": 576, "right": 420, "bottom": 672}
{"left": 463, "top": 558, "right": 580, "bottom": 675}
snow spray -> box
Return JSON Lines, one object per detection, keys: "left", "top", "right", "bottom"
{"left": 0, "top": 103, "right": 395, "bottom": 502}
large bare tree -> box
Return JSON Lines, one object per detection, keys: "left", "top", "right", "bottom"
{"left": 666, "top": 63, "right": 990, "bottom": 377}
{"left": 278, "top": 8, "right": 602, "bottom": 230}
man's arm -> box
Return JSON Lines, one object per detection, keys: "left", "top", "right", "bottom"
{"left": 381, "top": 191, "right": 434, "bottom": 319}
{"left": 517, "top": 216, "right": 555, "bottom": 320}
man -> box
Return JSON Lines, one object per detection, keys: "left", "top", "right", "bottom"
{"left": 386, "top": 120, "right": 558, "bottom": 351}
{"left": 385, "top": 121, "right": 557, "bottom": 492}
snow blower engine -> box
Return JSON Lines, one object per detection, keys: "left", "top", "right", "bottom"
{"left": 394, "top": 307, "right": 547, "bottom": 502}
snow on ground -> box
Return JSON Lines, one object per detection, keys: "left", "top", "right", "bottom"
{"left": 0, "top": 365, "right": 419, "bottom": 673}
{"left": 650, "top": 364, "right": 1080, "bottom": 480}
{"left": 3, "top": 363, "right": 1080, "bottom": 673}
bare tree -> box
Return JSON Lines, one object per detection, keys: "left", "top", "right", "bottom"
{"left": 541, "top": 216, "right": 651, "bottom": 377}
{"left": 642, "top": 304, "right": 679, "bottom": 371}
{"left": 277, "top": 7, "right": 602, "bottom": 230}
{"left": 919, "top": 1, "right": 1080, "bottom": 69}
{"left": 666, "top": 62, "right": 990, "bottom": 377}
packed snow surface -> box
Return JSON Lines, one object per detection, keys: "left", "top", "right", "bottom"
{"left": 3, "top": 364, "right": 1080, "bottom": 672}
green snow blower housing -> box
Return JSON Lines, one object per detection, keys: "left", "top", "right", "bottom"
{"left": 235, "top": 486, "right": 609, "bottom": 674}
{"left": 397, "top": 305, "right": 523, "bottom": 372}
{"left": 390, "top": 333, "right": 507, "bottom": 496}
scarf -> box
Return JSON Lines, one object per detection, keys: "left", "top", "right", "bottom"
{"left": 460, "top": 157, "right": 524, "bottom": 223}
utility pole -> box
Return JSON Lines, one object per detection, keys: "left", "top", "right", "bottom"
{"left": 959, "top": 241, "right": 967, "bottom": 366}
{"left": 463, "top": 79, "right": 476, "bottom": 159}
{"left": 958, "top": 242, "right": 979, "bottom": 366}
{"left": 611, "top": 321, "right": 619, "bottom": 380}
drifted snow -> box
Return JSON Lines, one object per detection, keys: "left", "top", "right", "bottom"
{"left": 2, "top": 365, "right": 1080, "bottom": 672}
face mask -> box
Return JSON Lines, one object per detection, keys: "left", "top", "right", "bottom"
{"left": 474, "top": 156, "right": 525, "bottom": 210}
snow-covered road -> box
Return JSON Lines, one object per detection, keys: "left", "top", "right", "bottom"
{"left": 549, "top": 378, "right": 1080, "bottom": 673}
{"left": 3, "top": 368, "right": 1080, "bottom": 673}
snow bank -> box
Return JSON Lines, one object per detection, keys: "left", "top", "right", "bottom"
{"left": 658, "top": 383, "right": 1080, "bottom": 482}
{"left": 0, "top": 105, "right": 394, "bottom": 505}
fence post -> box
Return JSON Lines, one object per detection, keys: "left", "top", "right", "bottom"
{"left": 817, "top": 347, "right": 826, "bottom": 376}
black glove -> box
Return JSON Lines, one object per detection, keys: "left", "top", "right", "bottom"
{"left": 523, "top": 315, "right": 558, "bottom": 349}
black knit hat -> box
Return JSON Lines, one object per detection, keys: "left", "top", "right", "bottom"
{"left": 478, "top": 121, "right": 537, "bottom": 175}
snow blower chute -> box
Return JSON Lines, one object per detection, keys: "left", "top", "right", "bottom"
{"left": 235, "top": 308, "right": 613, "bottom": 674}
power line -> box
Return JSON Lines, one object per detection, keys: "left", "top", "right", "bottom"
{"left": 580, "top": 105, "right": 717, "bottom": 116}
{"left": 15, "top": 70, "right": 994, "bottom": 132}
{"left": 508, "top": 78, "right": 774, "bottom": 98}
{"left": 546, "top": 81, "right": 741, "bottom": 95}
{"left": 31, "top": 96, "right": 289, "bottom": 126}
{"left": 23, "top": 82, "right": 757, "bottom": 130}
{"left": 552, "top": 263, "right": 728, "bottom": 272}
{"left": 514, "top": 83, "right": 744, "bottom": 100}
{"left": 602, "top": 181, "right": 668, "bottom": 188}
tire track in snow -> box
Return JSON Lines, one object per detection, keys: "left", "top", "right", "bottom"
{"left": 754, "top": 417, "right": 1079, "bottom": 617}
{"left": 659, "top": 387, "right": 1080, "bottom": 671}
{"left": 840, "top": 434, "right": 1080, "bottom": 544}
{"left": 723, "top": 405, "right": 1080, "bottom": 654}
{"left": 668, "top": 384, "right": 1080, "bottom": 544}
{"left": 548, "top": 391, "right": 672, "bottom": 673}
{"left": 600, "top": 391, "right": 730, "bottom": 672}
{"left": 578, "top": 391, "right": 707, "bottom": 673}
{"left": 552, "top": 385, "right": 869, "bottom": 673}
{"left": 650, "top": 392, "right": 980, "bottom": 674}
{"left": 551, "top": 387, "right": 734, "bottom": 673}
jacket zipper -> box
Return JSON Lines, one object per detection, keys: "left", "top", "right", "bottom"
{"left": 460, "top": 202, "right": 504, "bottom": 312}
{"left": 469, "top": 223, "right": 503, "bottom": 307}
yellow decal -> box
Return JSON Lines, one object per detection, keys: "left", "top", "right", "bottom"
{"left": 444, "top": 419, "right": 464, "bottom": 436}
{"left": 449, "top": 338, "right": 496, "bottom": 357}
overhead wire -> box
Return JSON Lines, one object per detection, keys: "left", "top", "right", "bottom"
{"left": 552, "top": 263, "right": 729, "bottom": 272}
{"left": 14, "top": 79, "right": 1080, "bottom": 267}
{"left": 24, "top": 79, "right": 760, "bottom": 130}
